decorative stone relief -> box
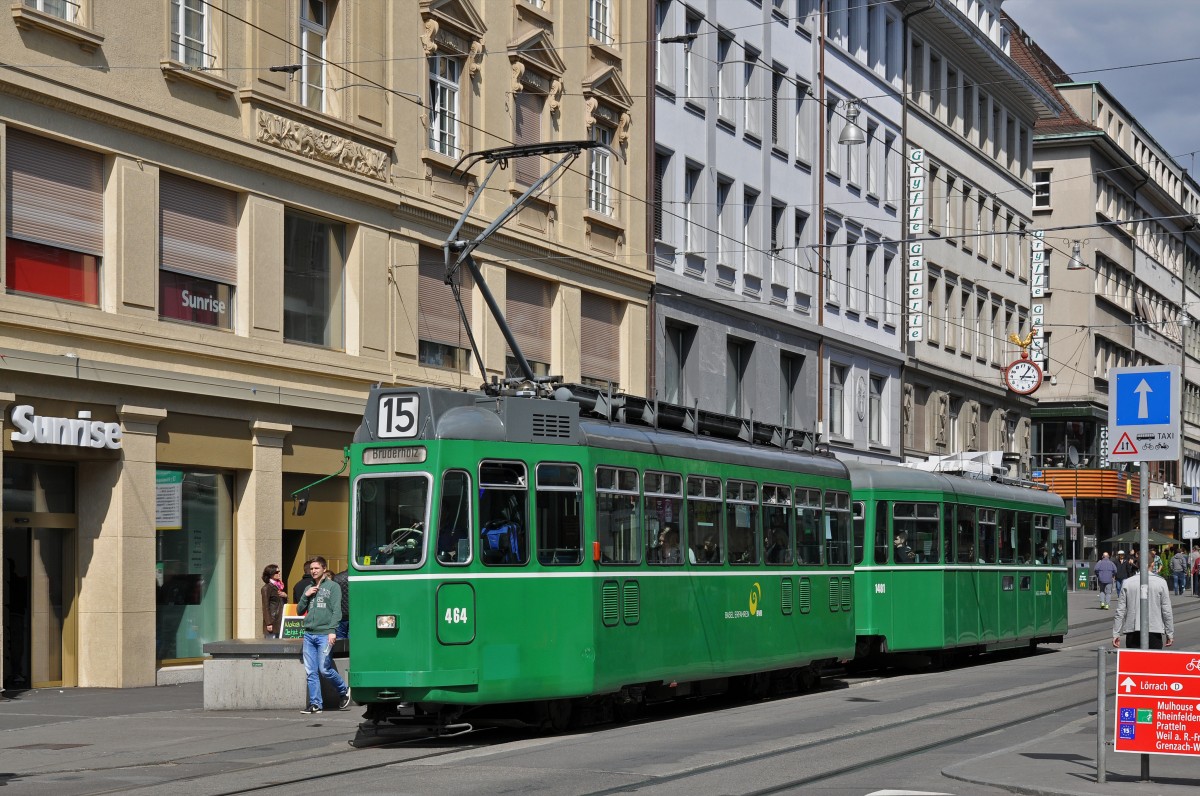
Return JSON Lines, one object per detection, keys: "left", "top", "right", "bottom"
{"left": 421, "top": 19, "right": 439, "bottom": 55}
{"left": 256, "top": 111, "right": 389, "bottom": 181}
{"left": 511, "top": 62, "right": 525, "bottom": 93}
{"left": 584, "top": 97, "right": 598, "bottom": 132}
{"left": 617, "top": 112, "right": 631, "bottom": 148}
{"left": 548, "top": 78, "right": 563, "bottom": 117}
{"left": 468, "top": 40, "right": 485, "bottom": 77}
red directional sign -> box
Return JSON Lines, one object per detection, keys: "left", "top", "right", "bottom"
{"left": 1114, "top": 649, "right": 1200, "bottom": 756}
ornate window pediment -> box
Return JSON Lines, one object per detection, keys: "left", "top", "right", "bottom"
{"left": 419, "top": 0, "right": 486, "bottom": 74}
{"left": 509, "top": 28, "right": 565, "bottom": 114}
{"left": 583, "top": 66, "right": 633, "bottom": 149}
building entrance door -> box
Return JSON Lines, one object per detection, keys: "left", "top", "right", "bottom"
{"left": 3, "top": 524, "right": 77, "bottom": 689}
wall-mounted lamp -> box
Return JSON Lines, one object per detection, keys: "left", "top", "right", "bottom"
{"left": 1067, "top": 240, "right": 1086, "bottom": 270}
{"left": 837, "top": 100, "right": 867, "bottom": 146}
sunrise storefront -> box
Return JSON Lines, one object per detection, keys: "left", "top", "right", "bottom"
{"left": 0, "top": 379, "right": 354, "bottom": 691}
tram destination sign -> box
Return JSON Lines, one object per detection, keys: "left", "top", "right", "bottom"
{"left": 1114, "top": 649, "right": 1200, "bottom": 756}
{"left": 1107, "top": 365, "right": 1180, "bottom": 462}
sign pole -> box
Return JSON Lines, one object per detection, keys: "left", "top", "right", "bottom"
{"left": 1139, "top": 459, "right": 1150, "bottom": 781}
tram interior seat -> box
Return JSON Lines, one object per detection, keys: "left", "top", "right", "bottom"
{"left": 481, "top": 521, "right": 521, "bottom": 564}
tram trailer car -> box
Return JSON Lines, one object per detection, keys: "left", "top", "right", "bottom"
{"left": 848, "top": 463, "right": 1069, "bottom": 663}
{"left": 347, "top": 386, "right": 856, "bottom": 728}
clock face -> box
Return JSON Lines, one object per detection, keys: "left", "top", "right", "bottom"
{"left": 1004, "top": 359, "right": 1043, "bottom": 395}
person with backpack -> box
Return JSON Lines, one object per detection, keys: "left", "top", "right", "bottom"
{"left": 1169, "top": 546, "right": 1188, "bottom": 596}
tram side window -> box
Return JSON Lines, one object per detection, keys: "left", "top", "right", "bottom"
{"left": 852, "top": 501, "right": 865, "bottom": 565}
{"left": 597, "top": 466, "right": 639, "bottom": 564}
{"left": 894, "top": 502, "right": 939, "bottom": 563}
{"left": 355, "top": 473, "right": 430, "bottom": 567}
{"left": 998, "top": 509, "right": 1016, "bottom": 563}
{"left": 825, "top": 491, "right": 852, "bottom": 565}
{"left": 536, "top": 463, "right": 583, "bottom": 565}
{"left": 873, "top": 501, "right": 889, "bottom": 564}
{"left": 645, "top": 471, "right": 683, "bottom": 565}
{"left": 795, "top": 488, "right": 822, "bottom": 564}
{"left": 1049, "top": 516, "right": 1065, "bottom": 564}
{"left": 479, "top": 460, "right": 528, "bottom": 566}
{"left": 956, "top": 504, "right": 976, "bottom": 563}
{"left": 1032, "top": 514, "right": 1053, "bottom": 564}
{"left": 763, "top": 484, "right": 793, "bottom": 564}
{"left": 1017, "top": 512, "right": 1033, "bottom": 564}
{"left": 688, "top": 475, "right": 723, "bottom": 564}
{"left": 436, "top": 470, "right": 472, "bottom": 565}
{"left": 977, "top": 508, "right": 998, "bottom": 563}
{"left": 727, "top": 480, "right": 759, "bottom": 564}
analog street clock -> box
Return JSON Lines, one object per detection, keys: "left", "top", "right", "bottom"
{"left": 1003, "top": 357, "right": 1043, "bottom": 395}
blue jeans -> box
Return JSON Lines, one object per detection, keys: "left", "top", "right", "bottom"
{"left": 1173, "top": 571, "right": 1186, "bottom": 595}
{"left": 336, "top": 619, "right": 349, "bottom": 640}
{"left": 302, "top": 632, "right": 346, "bottom": 709}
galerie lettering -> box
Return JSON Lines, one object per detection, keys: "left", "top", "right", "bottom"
{"left": 10, "top": 406, "right": 123, "bottom": 449}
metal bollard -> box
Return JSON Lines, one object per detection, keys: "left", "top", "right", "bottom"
{"left": 1097, "top": 647, "right": 1106, "bottom": 784}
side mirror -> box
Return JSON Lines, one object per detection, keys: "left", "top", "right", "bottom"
{"left": 293, "top": 490, "right": 309, "bottom": 517}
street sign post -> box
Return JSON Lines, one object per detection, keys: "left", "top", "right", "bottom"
{"left": 1107, "top": 365, "right": 1181, "bottom": 463}
{"left": 1114, "top": 649, "right": 1200, "bottom": 756}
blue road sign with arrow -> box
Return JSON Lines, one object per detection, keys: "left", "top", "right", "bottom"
{"left": 1107, "top": 365, "right": 1180, "bottom": 462}
{"left": 1114, "top": 370, "right": 1172, "bottom": 426}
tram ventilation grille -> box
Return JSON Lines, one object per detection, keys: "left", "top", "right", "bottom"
{"left": 781, "top": 578, "right": 793, "bottom": 615}
{"left": 828, "top": 577, "right": 840, "bottom": 612}
{"left": 601, "top": 581, "right": 620, "bottom": 627}
{"left": 622, "top": 581, "right": 640, "bottom": 625}
{"left": 531, "top": 413, "right": 573, "bottom": 439}
{"left": 840, "top": 577, "right": 851, "bottom": 612}
{"left": 798, "top": 577, "right": 811, "bottom": 614}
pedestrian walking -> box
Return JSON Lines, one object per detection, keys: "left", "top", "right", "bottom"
{"left": 1112, "top": 559, "right": 1174, "bottom": 650}
{"left": 297, "top": 557, "right": 351, "bottom": 715}
{"left": 1169, "top": 546, "right": 1188, "bottom": 596}
{"left": 1192, "top": 550, "right": 1200, "bottom": 598}
{"left": 1113, "top": 551, "right": 1129, "bottom": 598}
{"left": 1093, "top": 552, "right": 1117, "bottom": 609}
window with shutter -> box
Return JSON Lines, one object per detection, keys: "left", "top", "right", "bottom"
{"left": 5, "top": 130, "right": 103, "bottom": 305}
{"left": 505, "top": 271, "right": 553, "bottom": 378}
{"left": 580, "top": 292, "right": 621, "bottom": 387}
{"left": 159, "top": 173, "right": 237, "bottom": 329}
{"left": 418, "top": 247, "right": 473, "bottom": 370}
{"left": 513, "top": 92, "right": 546, "bottom": 186}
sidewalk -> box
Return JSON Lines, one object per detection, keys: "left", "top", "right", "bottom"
{"left": 1, "top": 588, "right": 1197, "bottom": 795}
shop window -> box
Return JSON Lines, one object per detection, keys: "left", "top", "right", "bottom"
{"left": 283, "top": 210, "right": 345, "bottom": 349}
{"left": 5, "top": 130, "right": 103, "bottom": 306}
{"left": 155, "top": 470, "right": 233, "bottom": 664}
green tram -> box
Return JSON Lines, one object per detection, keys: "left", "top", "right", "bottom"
{"left": 347, "top": 385, "right": 856, "bottom": 729}
{"left": 848, "top": 463, "right": 1069, "bottom": 661}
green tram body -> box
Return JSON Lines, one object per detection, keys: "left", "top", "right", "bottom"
{"left": 848, "top": 463, "right": 1069, "bottom": 657}
{"left": 347, "top": 387, "right": 855, "bottom": 713}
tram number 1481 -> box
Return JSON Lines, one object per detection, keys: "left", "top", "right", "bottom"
{"left": 444, "top": 607, "right": 470, "bottom": 624}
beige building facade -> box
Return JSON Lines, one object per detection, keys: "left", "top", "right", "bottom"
{"left": 1, "top": 0, "right": 648, "bottom": 689}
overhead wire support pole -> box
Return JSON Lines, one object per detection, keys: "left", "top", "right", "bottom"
{"left": 442, "top": 141, "right": 602, "bottom": 386}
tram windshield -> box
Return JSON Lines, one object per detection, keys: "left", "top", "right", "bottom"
{"left": 355, "top": 474, "right": 430, "bottom": 567}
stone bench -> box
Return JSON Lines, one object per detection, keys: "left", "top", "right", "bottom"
{"left": 202, "top": 638, "right": 348, "bottom": 710}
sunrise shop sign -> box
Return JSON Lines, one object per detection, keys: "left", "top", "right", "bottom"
{"left": 9, "top": 405, "right": 124, "bottom": 449}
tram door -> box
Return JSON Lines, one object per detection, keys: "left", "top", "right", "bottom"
{"left": 3, "top": 461, "right": 78, "bottom": 690}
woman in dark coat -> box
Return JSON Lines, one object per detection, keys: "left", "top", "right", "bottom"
{"left": 260, "top": 564, "right": 287, "bottom": 638}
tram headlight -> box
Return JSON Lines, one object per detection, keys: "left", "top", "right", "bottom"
{"left": 376, "top": 614, "right": 397, "bottom": 630}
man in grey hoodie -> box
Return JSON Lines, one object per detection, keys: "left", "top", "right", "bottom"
{"left": 298, "top": 557, "right": 350, "bottom": 714}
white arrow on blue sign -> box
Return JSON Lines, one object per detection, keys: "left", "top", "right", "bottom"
{"left": 1107, "top": 365, "right": 1180, "bottom": 462}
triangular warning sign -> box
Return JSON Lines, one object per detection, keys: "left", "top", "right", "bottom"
{"left": 1112, "top": 432, "right": 1138, "bottom": 456}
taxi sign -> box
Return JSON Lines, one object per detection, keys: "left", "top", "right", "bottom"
{"left": 1107, "top": 365, "right": 1180, "bottom": 462}
{"left": 1113, "top": 649, "right": 1200, "bottom": 756}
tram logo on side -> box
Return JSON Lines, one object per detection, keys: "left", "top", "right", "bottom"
{"left": 724, "top": 582, "right": 764, "bottom": 620}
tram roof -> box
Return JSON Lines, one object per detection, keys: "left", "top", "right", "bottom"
{"left": 846, "top": 462, "right": 1065, "bottom": 511}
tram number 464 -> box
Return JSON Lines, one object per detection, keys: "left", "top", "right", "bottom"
{"left": 379, "top": 394, "right": 420, "bottom": 439}
{"left": 444, "top": 608, "right": 470, "bottom": 624}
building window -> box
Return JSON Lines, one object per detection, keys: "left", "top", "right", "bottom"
{"left": 283, "top": 210, "right": 345, "bottom": 349}
{"left": 727, "top": 338, "right": 751, "bottom": 417}
{"left": 581, "top": 292, "right": 622, "bottom": 388}
{"left": 156, "top": 469, "right": 233, "bottom": 664}
{"left": 1033, "top": 169, "right": 1051, "bottom": 208}
{"left": 418, "top": 247, "right": 472, "bottom": 371}
{"left": 588, "top": 0, "right": 613, "bottom": 45}
{"left": 299, "top": 0, "right": 327, "bottom": 112}
{"left": 743, "top": 187, "right": 760, "bottom": 278}
{"left": 869, "top": 375, "right": 884, "bottom": 444}
{"left": 683, "top": 163, "right": 702, "bottom": 253}
{"left": 24, "top": 0, "right": 78, "bottom": 22}
{"left": 653, "top": 150, "right": 668, "bottom": 241}
{"left": 170, "top": 0, "right": 211, "bottom": 68}
{"left": 428, "top": 55, "right": 462, "bottom": 157}
{"left": 743, "top": 46, "right": 763, "bottom": 138}
{"left": 795, "top": 79, "right": 813, "bottom": 164}
{"left": 506, "top": 271, "right": 554, "bottom": 378}
{"left": 513, "top": 91, "right": 546, "bottom": 185}
{"left": 664, "top": 322, "right": 695, "bottom": 404}
{"left": 770, "top": 67, "right": 784, "bottom": 146}
{"left": 684, "top": 12, "right": 703, "bottom": 100}
{"left": 829, "top": 363, "right": 847, "bottom": 437}
{"left": 781, "top": 352, "right": 802, "bottom": 428}
{"left": 717, "top": 32, "right": 735, "bottom": 121}
{"left": 5, "top": 131, "right": 102, "bottom": 306}
{"left": 159, "top": 174, "right": 237, "bottom": 329}
{"left": 716, "top": 176, "right": 733, "bottom": 265}
{"left": 588, "top": 123, "right": 614, "bottom": 215}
